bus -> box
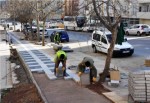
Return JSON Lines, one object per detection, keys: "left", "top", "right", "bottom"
{"left": 82, "top": 19, "right": 102, "bottom": 32}
{"left": 63, "top": 16, "right": 86, "bottom": 31}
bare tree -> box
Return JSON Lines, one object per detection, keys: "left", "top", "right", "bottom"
{"left": 92, "top": 0, "right": 129, "bottom": 82}
{"left": 6, "top": 0, "right": 35, "bottom": 40}
{"left": 29, "top": 0, "right": 64, "bottom": 46}
{"left": 5, "top": 0, "right": 19, "bottom": 31}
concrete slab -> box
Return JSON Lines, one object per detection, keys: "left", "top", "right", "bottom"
{"left": 103, "top": 92, "right": 127, "bottom": 103}
{"left": 0, "top": 34, "right": 13, "bottom": 90}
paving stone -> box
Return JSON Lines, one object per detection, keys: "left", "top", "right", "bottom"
{"left": 23, "top": 57, "right": 34, "bottom": 60}
{"left": 40, "top": 59, "right": 51, "bottom": 61}
{"left": 26, "top": 62, "right": 39, "bottom": 65}
{"left": 24, "top": 59, "right": 36, "bottom": 62}
{"left": 47, "top": 64, "right": 55, "bottom": 68}
{"left": 43, "top": 61, "right": 54, "bottom": 64}
{"left": 29, "top": 65, "right": 42, "bottom": 69}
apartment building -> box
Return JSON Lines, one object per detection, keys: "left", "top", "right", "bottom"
{"left": 137, "top": 0, "right": 150, "bottom": 25}
{"left": 83, "top": 0, "right": 140, "bottom": 25}
{"left": 64, "top": 0, "right": 79, "bottom": 16}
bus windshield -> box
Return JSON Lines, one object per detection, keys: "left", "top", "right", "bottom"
{"left": 76, "top": 16, "right": 86, "bottom": 27}
{"left": 64, "top": 17, "right": 74, "bottom": 21}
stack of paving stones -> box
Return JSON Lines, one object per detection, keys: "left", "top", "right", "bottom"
{"left": 128, "top": 68, "right": 150, "bottom": 102}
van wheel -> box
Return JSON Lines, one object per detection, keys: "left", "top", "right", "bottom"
{"left": 93, "top": 46, "right": 97, "bottom": 53}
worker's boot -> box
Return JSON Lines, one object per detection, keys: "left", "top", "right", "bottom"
{"left": 55, "top": 68, "right": 59, "bottom": 77}
{"left": 62, "top": 67, "right": 66, "bottom": 77}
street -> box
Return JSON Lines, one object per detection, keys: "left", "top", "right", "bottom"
{"left": 46, "top": 29, "right": 150, "bottom": 73}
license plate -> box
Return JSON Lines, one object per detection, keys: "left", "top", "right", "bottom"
{"left": 123, "top": 51, "right": 129, "bottom": 53}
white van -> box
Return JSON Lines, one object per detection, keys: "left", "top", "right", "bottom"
{"left": 91, "top": 30, "right": 134, "bottom": 57}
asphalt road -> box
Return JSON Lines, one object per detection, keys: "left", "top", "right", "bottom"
{"left": 46, "top": 29, "right": 150, "bottom": 73}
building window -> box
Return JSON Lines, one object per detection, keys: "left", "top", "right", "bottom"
{"left": 139, "top": 6, "right": 141, "bottom": 12}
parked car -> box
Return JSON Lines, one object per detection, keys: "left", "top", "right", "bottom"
{"left": 82, "top": 23, "right": 96, "bottom": 32}
{"left": 91, "top": 30, "right": 134, "bottom": 57}
{"left": 39, "top": 29, "right": 49, "bottom": 38}
{"left": 125, "top": 24, "right": 150, "bottom": 36}
{"left": 25, "top": 27, "right": 37, "bottom": 35}
{"left": 50, "top": 30, "right": 69, "bottom": 42}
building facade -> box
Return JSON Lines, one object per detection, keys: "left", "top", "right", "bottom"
{"left": 137, "top": 0, "right": 150, "bottom": 25}
{"left": 64, "top": 0, "right": 79, "bottom": 16}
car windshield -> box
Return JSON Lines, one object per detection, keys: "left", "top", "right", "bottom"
{"left": 106, "top": 34, "right": 112, "bottom": 43}
{"left": 61, "top": 31, "right": 67, "bottom": 35}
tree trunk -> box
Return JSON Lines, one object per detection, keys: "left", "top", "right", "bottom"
{"left": 29, "top": 21, "right": 34, "bottom": 40}
{"left": 99, "top": 29, "right": 117, "bottom": 82}
{"left": 36, "top": 1, "right": 40, "bottom": 42}
{"left": 42, "top": 21, "right": 46, "bottom": 46}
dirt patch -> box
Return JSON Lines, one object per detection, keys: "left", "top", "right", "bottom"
{"left": 86, "top": 82, "right": 111, "bottom": 94}
{"left": 2, "top": 83, "right": 43, "bottom": 103}
{"left": 1, "top": 51, "right": 44, "bottom": 103}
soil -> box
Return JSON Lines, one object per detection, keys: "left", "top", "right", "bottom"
{"left": 86, "top": 82, "right": 111, "bottom": 94}
{"left": 1, "top": 53, "right": 44, "bottom": 103}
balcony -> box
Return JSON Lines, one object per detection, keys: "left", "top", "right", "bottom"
{"left": 138, "top": 0, "right": 150, "bottom": 3}
{"left": 137, "top": 12, "right": 150, "bottom": 19}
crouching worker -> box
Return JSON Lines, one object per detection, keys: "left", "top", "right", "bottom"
{"left": 77, "top": 57, "right": 97, "bottom": 84}
{"left": 54, "top": 49, "right": 67, "bottom": 77}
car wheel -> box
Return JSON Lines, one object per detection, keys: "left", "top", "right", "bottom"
{"left": 126, "top": 31, "right": 129, "bottom": 36}
{"left": 137, "top": 31, "right": 141, "bottom": 36}
{"left": 93, "top": 46, "right": 97, "bottom": 53}
{"left": 67, "top": 39, "right": 69, "bottom": 42}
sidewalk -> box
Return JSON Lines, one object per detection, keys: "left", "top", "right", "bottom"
{"left": 8, "top": 31, "right": 111, "bottom": 103}
{"left": 3, "top": 26, "right": 128, "bottom": 103}
{"left": 0, "top": 27, "right": 12, "bottom": 101}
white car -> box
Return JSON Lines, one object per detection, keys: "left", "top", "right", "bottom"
{"left": 39, "top": 29, "right": 49, "bottom": 38}
{"left": 125, "top": 24, "right": 150, "bottom": 36}
{"left": 91, "top": 30, "right": 134, "bottom": 57}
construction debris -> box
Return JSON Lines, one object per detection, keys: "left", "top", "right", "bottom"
{"left": 145, "top": 56, "right": 150, "bottom": 67}
{"left": 51, "top": 43, "right": 73, "bottom": 52}
{"left": 109, "top": 68, "right": 120, "bottom": 86}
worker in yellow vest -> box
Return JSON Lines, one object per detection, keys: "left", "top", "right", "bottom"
{"left": 54, "top": 32, "right": 60, "bottom": 44}
{"left": 54, "top": 49, "right": 67, "bottom": 77}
